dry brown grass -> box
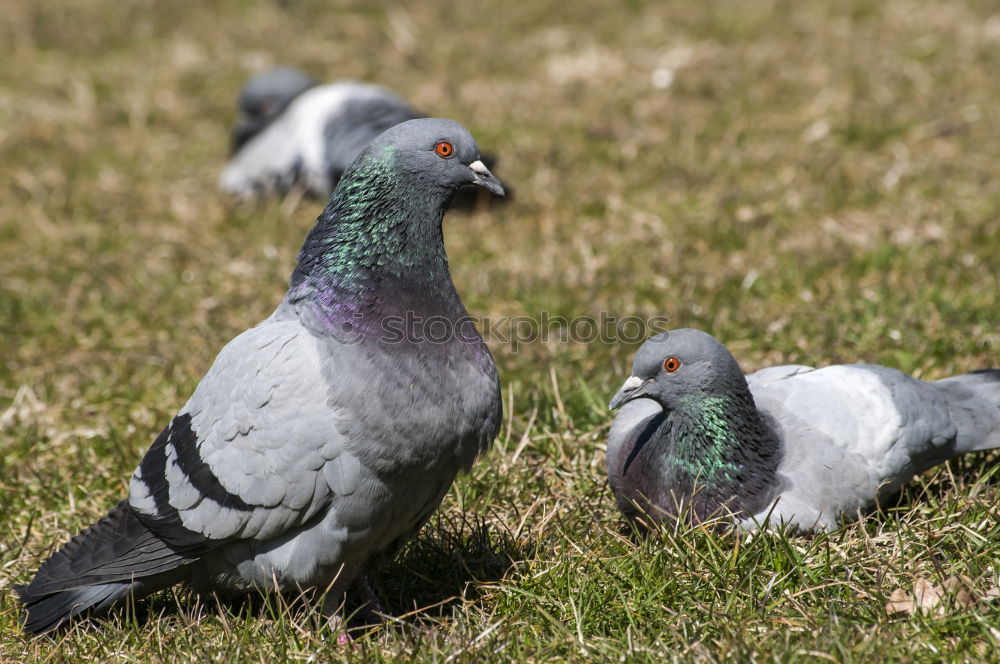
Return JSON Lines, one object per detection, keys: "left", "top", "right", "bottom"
{"left": 2, "top": 0, "right": 999, "bottom": 661}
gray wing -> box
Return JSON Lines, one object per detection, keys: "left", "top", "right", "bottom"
{"left": 746, "top": 364, "right": 814, "bottom": 385}
{"left": 219, "top": 108, "right": 313, "bottom": 198}
{"left": 128, "top": 318, "right": 356, "bottom": 547}
{"left": 607, "top": 399, "right": 663, "bottom": 464}
{"left": 220, "top": 82, "right": 418, "bottom": 199}
{"left": 321, "top": 89, "right": 419, "bottom": 186}
{"left": 745, "top": 364, "right": 969, "bottom": 531}
{"left": 605, "top": 399, "right": 663, "bottom": 515}
{"left": 933, "top": 369, "right": 1000, "bottom": 453}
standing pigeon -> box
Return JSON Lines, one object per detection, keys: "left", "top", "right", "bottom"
{"left": 17, "top": 118, "right": 506, "bottom": 634}
{"left": 219, "top": 67, "right": 501, "bottom": 205}
{"left": 607, "top": 329, "right": 1000, "bottom": 532}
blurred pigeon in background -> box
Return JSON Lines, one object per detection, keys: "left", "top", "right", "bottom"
{"left": 18, "top": 118, "right": 505, "bottom": 634}
{"left": 220, "top": 67, "right": 502, "bottom": 206}
{"left": 607, "top": 328, "right": 1000, "bottom": 532}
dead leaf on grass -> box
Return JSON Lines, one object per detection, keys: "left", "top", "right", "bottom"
{"left": 885, "top": 576, "right": 998, "bottom": 616}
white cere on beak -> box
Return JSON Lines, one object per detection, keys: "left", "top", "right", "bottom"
{"left": 621, "top": 376, "right": 644, "bottom": 392}
{"left": 469, "top": 160, "right": 490, "bottom": 175}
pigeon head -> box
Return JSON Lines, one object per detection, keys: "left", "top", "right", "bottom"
{"left": 606, "top": 330, "right": 784, "bottom": 526}
{"left": 231, "top": 67, "right": 318, "bottom": 153}
{"left": 609, "top": 329, "right": 746, "bottom": 411}
{"left": 355, "top": 118, "right": 505, "bottom": 198}
{"left": 290, "top": 118, "right": 504, "bottom": 293}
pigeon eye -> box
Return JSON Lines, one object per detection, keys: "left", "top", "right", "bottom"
{"left": 663, "top": 356, "right": 681, "bottom": 373}
{"left": 434, "top": 141, "right": 454, "bottom": 158}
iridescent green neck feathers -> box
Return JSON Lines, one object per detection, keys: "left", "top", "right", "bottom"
{"left": 666, "top": 395, "right": 743, "bottom": 485}
{"left": 290, "top": 146, "right": 450, "bottom": 293}
{"left": 654, "top": 387, "right": 782, "bottom": 520}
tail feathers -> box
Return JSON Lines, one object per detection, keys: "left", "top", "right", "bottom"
{"left": 937, "top": 369, "right": 1000, "bottom": 453}
{"left": 16, "top": 582, "right": 131, "bottom": 634}
{"left": 18, "top": 500, "right": 201, "bottom": 634}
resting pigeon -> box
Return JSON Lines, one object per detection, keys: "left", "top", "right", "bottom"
{"left": 17, "top": 118, "right": 506, "bottom": 634}
{"left": 219, "top": 67, "right": 500, "bottom": 204}
{"left": 607, "top": 329, "right": 1000, "bottom": 532}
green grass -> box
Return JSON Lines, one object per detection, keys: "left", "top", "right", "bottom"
{"left": 2, "top": 0, "right": 999, "bottom": 661}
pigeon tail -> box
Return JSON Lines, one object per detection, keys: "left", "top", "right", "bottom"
{"left": 937, "top": 369, "right": 1000, "bottom": 454}
{"left": 17, "top": 581, "right": 132, "bottom": 634}
{"left": 17, "top": 500, "right": 198, "bottom": 634}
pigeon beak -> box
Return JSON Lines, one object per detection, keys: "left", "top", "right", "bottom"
{"left": 468, "top": 160, "right": 505, "bottom": 197}
{"left": 609, "top": 376, "right": 649, "bottom": 411}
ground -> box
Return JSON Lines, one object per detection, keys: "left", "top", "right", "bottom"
{"left": 1, "top": 0, "right": 999, "bottom": 661}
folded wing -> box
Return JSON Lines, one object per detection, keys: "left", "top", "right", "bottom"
{"left": 129, "top": 318, "right": 354, "bottom": 548}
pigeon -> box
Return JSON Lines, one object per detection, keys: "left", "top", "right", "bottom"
{"left": 219, "top": 67, "right": 501, "bottom": 205}
{"left": 606, "top": 329, "right": 1000, "bottom": 532}
{"left": 17, "top": 118, "right": 506, "bottom": 634}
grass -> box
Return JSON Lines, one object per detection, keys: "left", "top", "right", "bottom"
{"left": 2, "top": 0, "right": 999, "bottom": 660}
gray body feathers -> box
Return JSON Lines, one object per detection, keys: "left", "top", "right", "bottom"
{"left": 221, "top": 81, "right": 419, "bottom": 199}
{"left": 745, "top": 365, "right": 1000, "bottom": 530}
{"left": 19, "top": 118, "right": 504, "bottom": 633}
{"left": 606, "top": 329, "right": 1000, "bottom": 533}
{"left": 20, "top": 304, "right": 497, "bottom": 632}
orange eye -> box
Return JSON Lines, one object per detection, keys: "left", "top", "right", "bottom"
{"left": 663, "top": 356, "right": 681, "bottom": 373}
{"left": 434, "top": 141, "right": 454, "bottom": 158}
